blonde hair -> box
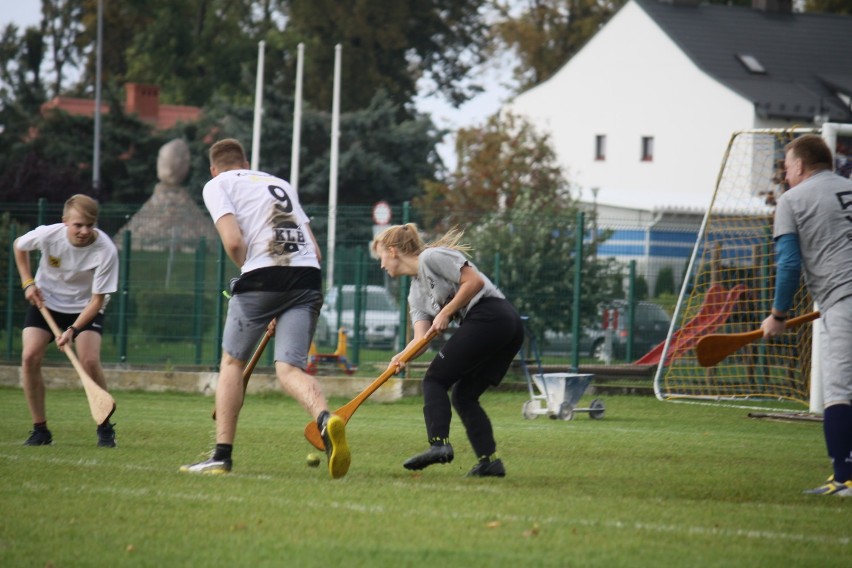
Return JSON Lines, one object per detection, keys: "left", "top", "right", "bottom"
{"left": 370, "top": 223, "right": 472, "bottom": 258}
{"left": 63, "top": 194, "right": 99, "bottom": 224}
{"left": 209, "top": 138, "right": 248, "bottom": 170}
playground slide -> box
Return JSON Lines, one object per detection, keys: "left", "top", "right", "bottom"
{"left": 633, "top": 284, "right": 750, "bottom": 366}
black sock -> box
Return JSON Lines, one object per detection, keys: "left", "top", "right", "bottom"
{"left": 824, "top": 404, "right": 852, "bottom": 483}
{"left": 213, "top": 443, "right": 233, "bottom": 462}
{"left": 33, "top": 422, "right": 48, "bottom": 431}
{"left": 317, "top": 410, "right": 330, "bottom": 429}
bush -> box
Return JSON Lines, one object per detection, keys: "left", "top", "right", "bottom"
{"left": 654, "top": 266, "right": 676, "bottom": 297}
{"left": 633, "top": 275, "right": 649, "bottom": 301}
{"left": 134, "top": 289, "right": 212, "bottom": 339}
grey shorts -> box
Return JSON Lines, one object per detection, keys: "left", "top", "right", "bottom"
{"left": 818, "top": 294, "right": 852, "bottom": 404}
{"left": 222, "top": 289, "right": 323, "bottom": 369}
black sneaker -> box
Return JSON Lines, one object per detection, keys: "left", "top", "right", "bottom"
{"left": 466, "top": 458, "right": 506, "bottom": 478}
{"left": 320, "top": 414, "right": 350, "bottom": 479}
{"left": 97, "top": 422, "right": 116, "bottom": 448}
{"left": 403, "top": 444, "right": 454, "bottom": 470}
{"left": 24, "top": 428, "right": 53, "bottom": 446}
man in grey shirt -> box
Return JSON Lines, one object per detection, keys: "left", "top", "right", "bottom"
{"left": 762, "top": 133, "right": 852, "bottom": 496}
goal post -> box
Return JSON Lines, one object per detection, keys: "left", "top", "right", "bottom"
{"left": 653, "top": 125, "right": 852, "bottom": 408}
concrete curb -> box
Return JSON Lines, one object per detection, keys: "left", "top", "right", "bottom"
{"left": 0, "top": 364, "right": 423, "bottom": 403}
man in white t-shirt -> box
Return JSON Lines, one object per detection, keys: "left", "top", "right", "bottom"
{"left": 14, "top": 194, "right": 119, "bottom": 447}
{"left": 179, "top": 138, "right": 350, "bottom": 479}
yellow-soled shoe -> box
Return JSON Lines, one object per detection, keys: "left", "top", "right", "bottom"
{"left": 179, "top": 458, "right": 232, "bottom": 475}
{"left": 802, "top": 478, "right": 852, "bottom": 496}
{"left": 322, "top": 415, "right": 350, "bottom": 479}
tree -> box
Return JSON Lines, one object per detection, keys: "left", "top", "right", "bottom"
{"left": 284, "top": 0, "right": 489, "bottom": 112}
{"left": 653, "top": 265, "right": 675, "bottom": 298}
{"left": 296, "top": 90, "right": 443, "bottom": 205}
{"left": 466, "top": 188, "right": 624, "bottom": 337}
{"left": 0, "top": 104, "right": 176, "bottom": 204}
{"left": 65, "top": 0, "right": 490, "bottom": 113}
{"left": 416, "top": 111, "right": 622, "bottom": 334}
{"left": 70, "top": 0, "right": 262, "bottom": 106}
{"left": 417, "top": 112, "right": 570, "bottom": 230}
{"left": 182, "top": 88, "right": 442, "bottom": 208}
{"left": 804, "top": 0, "right": 852, "bottom": 13}
{"left": 42, "top": 0, "right": 85, "bottom": 98}
{"left": 490, "top": 0, "right": 625, "bottom": 91}
{"left": 0, "top": 24, "right": 47, "bottom": 113}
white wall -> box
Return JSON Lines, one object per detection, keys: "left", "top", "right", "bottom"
{"left": 507, "top": 1, "right": 755, "bottom": 210}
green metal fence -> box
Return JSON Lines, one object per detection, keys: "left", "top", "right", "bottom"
{"left": 1, "top": 200, "right": 689, "bottom": 375}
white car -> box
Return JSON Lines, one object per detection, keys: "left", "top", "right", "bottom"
{"left": 315, "top": 285, "right": 400, "bottom": 349}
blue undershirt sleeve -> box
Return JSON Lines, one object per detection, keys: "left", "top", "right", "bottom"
{"left": 773, "top": 233, "right": 801, "bottom": 313}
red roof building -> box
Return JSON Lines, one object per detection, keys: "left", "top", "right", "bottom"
{"left": 41, "top": 83, "right": 201, "bottom": 130}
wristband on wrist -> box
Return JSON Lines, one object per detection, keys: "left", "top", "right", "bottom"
{"left": 771, "top": 313, "right": 787, "bottom": 322}
{"left": 67, "top": 326, "right": 80, "bottom": 338}
{"left": 21, "top": 278, "right": 34, "bottom": 290}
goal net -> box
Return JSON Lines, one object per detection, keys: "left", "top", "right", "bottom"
{"left": 652, "top": 126, "right": 851, "bottom": 407}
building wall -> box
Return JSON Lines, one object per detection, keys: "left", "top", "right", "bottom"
{"left": 507, "top": 0, "right": 754, "bottom": 210}
{"left": 585, "top": 202, "right": 704, "bottom": 295}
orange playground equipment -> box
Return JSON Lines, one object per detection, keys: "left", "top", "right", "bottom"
{"left": 307, "top": 328, "right": 357, "bottom": 375}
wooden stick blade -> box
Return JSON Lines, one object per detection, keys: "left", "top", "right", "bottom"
{"left": 38, "top": 306, "right": 116, "bottom": 424}
{"left": 695, "top": 332, "right": 760, "bottom": 367}
{"left": 88, "top": 393, "right": 117, "bottom": 424}
{"left": 304, "top": 331, "right": 438, "bottom": 450}
{"left": 68, "top": 346, "right": 116, "bottom": 424}
{"left": 304, "top": 420, "right": 325, "bottom": 451}
{"left": 303, "top": 362, "right": 400, "bottom": 451}
{"left": 695, "top": 311, "right": 820, "bottom": 367}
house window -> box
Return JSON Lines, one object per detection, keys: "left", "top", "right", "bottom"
{"left": 641, "top": 136, "right": 654, "bottom": 162}
{"left": 595, "top": 135, "right": 606, "bottom": 161}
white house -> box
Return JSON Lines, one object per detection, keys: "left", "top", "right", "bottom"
{"left": 508, "top": 0, "right": 852, "bottom": 292}
{"left": 507, "top": 0, "right": 852, "bottom": 211}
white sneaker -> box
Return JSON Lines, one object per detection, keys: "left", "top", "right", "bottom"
{"left": 179, "top": 457, "right": 232, "bottom": 475}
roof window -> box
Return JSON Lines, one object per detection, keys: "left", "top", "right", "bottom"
{"left": 736, "top": 54, "right": 766, "bottom": 74}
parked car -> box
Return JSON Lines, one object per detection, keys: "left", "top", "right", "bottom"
{"left": 315, "top": 285, "right": 400, "bottom": 349}
{"left": 587, "top": 300, "right": 671, "bottom": 361}
{"left": 539, "top": 300, "right": 672, "bottom": 362}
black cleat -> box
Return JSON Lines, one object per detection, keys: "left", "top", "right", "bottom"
{"left": 24, "top": 428, "right": 53, "bottom": 446}
{"left": 403, "top": 444, "right": 454, "bottom": 470}
{"left": 466, "top": 458, "right": 506, "bottom": 478}
{"left": 97, "top": 421, "right": 116, "bottom": 448}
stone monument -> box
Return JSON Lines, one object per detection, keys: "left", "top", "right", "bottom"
{"left": 114, "top": 138, "right": 218, "bottom": 253}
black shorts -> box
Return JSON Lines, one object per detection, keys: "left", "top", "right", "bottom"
{"left": 23, "top": 306, "right": 105, "bottom": 343}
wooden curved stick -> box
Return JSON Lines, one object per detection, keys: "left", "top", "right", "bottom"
{"left": 212, "top": 320, "right": 274, "bottom": 420}
{"left": 695, "top": 311, "right": 820, "bottom": 367}
{"left": 304, "top": 330, "right": 438, "bottom": 451}
{"left": 38, "top": 306, "right": 115, "bottom": 425}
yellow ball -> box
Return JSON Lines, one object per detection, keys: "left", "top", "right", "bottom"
{"left": 306, "top": 453, "right": 321, "bottom": 467}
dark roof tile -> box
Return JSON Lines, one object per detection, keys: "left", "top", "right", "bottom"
{"left": 634, "top": 0, "right": 852, "bottom": 121}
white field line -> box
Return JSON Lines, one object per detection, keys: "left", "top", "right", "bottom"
{"left": 4, "top": 452, "right": 848, "bottom": 547}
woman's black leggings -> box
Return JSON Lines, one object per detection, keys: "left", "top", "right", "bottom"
{"left": 420, "top": 297, "right": 525, "bottom": 458}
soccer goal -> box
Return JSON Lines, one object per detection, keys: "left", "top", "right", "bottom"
{"left": 653, "top": 124, "right": 852, "bottom": 409}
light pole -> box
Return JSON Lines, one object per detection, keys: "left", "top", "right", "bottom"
{"left": 590, "top": 187, "right": 599, "bottom": 247}
{"left": 92, "top": 0, "right": 103, "bottom": 194}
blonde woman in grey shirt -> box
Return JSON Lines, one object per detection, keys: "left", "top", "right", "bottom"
{"left": 372, "top": 224, "right": 524, "bottom": 477}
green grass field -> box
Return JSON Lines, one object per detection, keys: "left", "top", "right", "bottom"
{"left": 0, "top": 386, "right": 849, "bottom": 567}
